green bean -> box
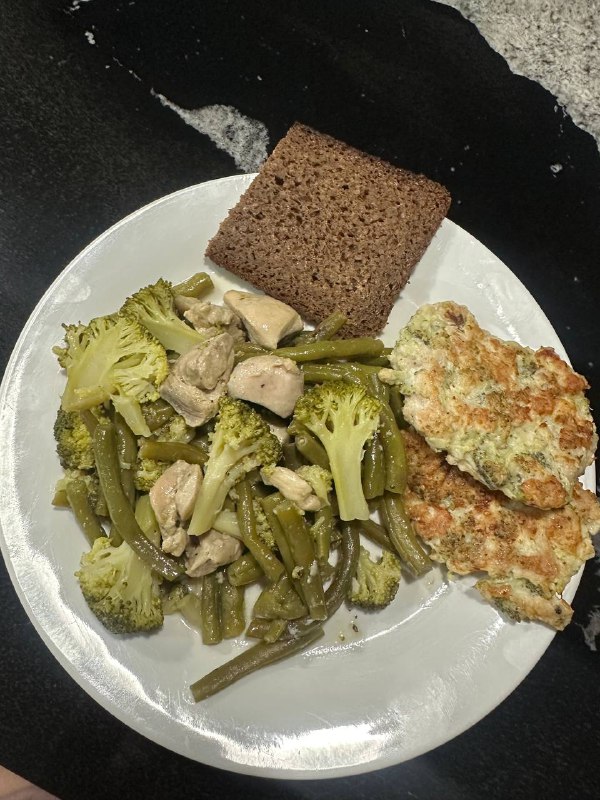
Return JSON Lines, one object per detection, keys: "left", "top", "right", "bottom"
{"left": 379, "top": 493, "right": 431, "bottom": 576}
{"left": 362, "top": 432, "right": 385, "bottom": 500}
{"left": 353, "top": 356, "right": 390, "bottom": 367}
{"left": 282, "top": 442, "right": 305, "bottom": 471}
{"left": 220, "top": 576, "right": 245, "bottom": 639}
{"left": 191, "top": 623, "right": 324, "bottom": 702}
{"left": 134, "top": 494, "right": 161, "bottom": 548}
{"left": 378, "top": 403, "right": 408, "bottom": 494}
{"left": 274, "top": 500, "right": 327, "bottom": 621}
{"left": 293, "top": 428, "right": 330, "bottom": 470}
{"left": 143, "top": 399, "right": 176, "bottom": 432}
{"left": 245, "top": 618, "right": 273, "bottom": 639}
{"left": 274, "top": 338, "right": 384, "bottom": 363}
{"left": 253, "top": 574, "right": 307, "bottom": 620}
{"left": 388, "top": 386, "right": 407, "bottom": 429}
{"left": 355, "top": 517, "right": 393, "bottom": 551}
{"left": 179, "top": 592, "right": 204, "bottom": 632}
{"left": 138, "top": 440, "right": 208, "bottom": 465}
{"left": 52, "top": 489, "right": 69, "bottom": 507}
{"left": 261, "top": 493, "right": 295, "bottom": 572}
{"left": 200, "top": 573, "right": 222, "bottom": 645}
{"left": 311, "top": 505, "right": 334, "bottom": 564}
{"left": 236, "top": 480, "right": 285, "bottom": 583}
{"left": 65, "top": 479, "right": 105, "bottom": 545}
{"left": 263, "top": 618, "right": 288, "bottom": 643}
{"left": 93, "top": 422, "right": 184, "bottom": 581}
{"left": 79, "top": 409, "right": 100, "bottom": 436}
{"left": 213, "top": 508, "right": 242, "bottom": 539}
{"left": 172, "top": 271, "right": 214, "bottom": 298}
{"left": 227, "top": 553, "right": 263, "bottom": 586}
{"left": 234, "top": 342, "right": 268, "bottom": 363}
{"left": 292, "top": 311, "right": 348, "bottom": 344}
{"left": 114, "top": 412, "right": 137, "bottom": 507}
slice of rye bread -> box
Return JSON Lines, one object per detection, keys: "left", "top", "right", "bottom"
{"left": 206, "top": 123, "right": 451, "bottom": 336}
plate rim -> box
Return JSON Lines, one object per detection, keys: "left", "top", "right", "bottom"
{"left": 0, "top": 175, "right": 595, "bottom": 779}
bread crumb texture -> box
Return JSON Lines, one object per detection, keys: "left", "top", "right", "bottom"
{"left": 206, "top": 124, "right": 451, "bottom": 336}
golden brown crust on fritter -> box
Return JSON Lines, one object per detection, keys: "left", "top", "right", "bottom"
{"left": 388, "top": 302, "right": 597, "bottom": 509}
{"left": 402, "top": 428, "right": 600, "bottom": 629}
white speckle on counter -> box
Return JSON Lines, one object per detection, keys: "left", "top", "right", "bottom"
{"left": 84, "top": 30, "right": 95, "bottom": 46}
{"left": 69, "top": 0, "right": 93, "bottom": 12}
{"left": 436, "top": 0, "right": 600, "bottom": 149}
{"left": 550, "top": 162, "right": 563, "bottom": 173}
{"left": 151, "top": 93, "right": 269, "bottom": 172}
{"left": 580, "top": 607, "right": 600, "bottom": 651}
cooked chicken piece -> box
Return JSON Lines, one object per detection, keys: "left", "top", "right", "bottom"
{"left": 174, "top": 294, "right": 199, "bottom": 314}
{"left": 149, "top": 460, "right": 203, "bottom": 556}
{"left": 383, "top": 301, "right": 597, "bottom": 509}
{"left": 159, "top": 373, "right": 224, "bottom": 427}
{"left": 227, "top": 355, "right": 304, "bottom": 417}
{"left": 185, "top": 529, "right": 244, "bottom": 577}
{"left": 174, "top": 333, "right": 234, "bottom": 391}
{"left": 223, "top": 290, "right": 303, "bottom": 348}
{"left": 260, "top": 465, "right": 322, "bottom": 511}
{"left": 402, "top": 429, "right": 600, "bottom": 630}
{"left": 159, "top": 334, "right": 234, "bottom": 426}
{"left": 183, "top": 301, "right": 246, "bottom": 343}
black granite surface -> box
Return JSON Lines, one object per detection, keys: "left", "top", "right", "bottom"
{"left": 1, "top": 1, "right": 599, "bottom": 798}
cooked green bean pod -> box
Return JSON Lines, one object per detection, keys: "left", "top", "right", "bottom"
{"left": 274, "top": 338, "right": 384, "bottom": 362}
{"left": 292, "top": 311, "right": 348, "bottom": 344}
{"left": 227, "top": 552, "right": 263, "bottom": 586}
{"left": 114, "top": 412, "right": 137, "bottom": 507}
{"left": 200, "top": 573, "right": 222, "bottom": 645}
{"left": 236, "top": 480, "right": 285, "bottom": 583}
{"left": 134, "top": 494, "right": 161, "bottom": 548}
{"left": 173, "top": 271, "right": 214, "bottom": 298}
{"left": 355, "top": 517, "right": 393, "bottom": 551}
{"left": 138, "top": 440, "right": 208, "bottom": 465}
{"left": 361, "top": 432, "right": 385, "bottom": 500}
{"left": 282, "top": 442, "right": 305, "bottom": 471}
{"left": 253, "top": 574, "right": 307, "bottom": 620}
{"left": 93, "top": 422, "right": 184, "bottom": 581}
{"left": 293, "top": 428, "right": 330, "bottom": 470}
{"left": 378, "top": 404, "right": 407, "bottom": 494}
{"left": 388, "top": 386, "right": 407, "bottom": 429}
{"left": 65, "top": 479, "right": 105, "bottom": 545}
{"left": 190, "top": 623, "right": 324, "bottom": 702}
{"left": 220, "top": 577, "right": 245, "bottom": 639}
{"left": 245, "top": 617, "right": 273, "bottom": 639}
{"left": 143, "top": 399, "right": 176, "bottom": 432}
{"left": 379, "top": 493, "right": 431, "bottom": 576}
{"left": 274, "top": 500, "right": 327, "bottom": 621}
{"left": 263, "top": 618, "right": 288, "bottom": 643}
{"left": 311, "top": 505, "right": 335, "bottom": 564}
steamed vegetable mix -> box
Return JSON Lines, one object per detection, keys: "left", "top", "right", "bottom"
{"left": 51, "top": 270, "right": 430, "bottom": 702}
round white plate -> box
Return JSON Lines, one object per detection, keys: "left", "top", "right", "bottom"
{"left": 0, "top": 175, "right": 594, "bottom": 778}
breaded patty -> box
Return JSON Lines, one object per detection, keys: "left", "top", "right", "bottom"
{"left": 402, "top": 429, "right": 600, "bottom": 629}
{"left": 384, "top": 301, "right": 597, "bottom": 509}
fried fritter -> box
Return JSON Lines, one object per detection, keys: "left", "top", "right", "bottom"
{"left": 384, "top": 301, "right": 597, "bottom": 509}
{"left": 402, "top": 429, "right": 600, "bottom": 630}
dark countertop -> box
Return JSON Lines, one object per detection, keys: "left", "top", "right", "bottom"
{"left": 1, "top": 2, "right": 599, "bottom": 798}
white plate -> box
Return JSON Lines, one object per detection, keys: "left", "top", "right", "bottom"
{"left": 0, "top": 175, "right": 595, "bottom": 778}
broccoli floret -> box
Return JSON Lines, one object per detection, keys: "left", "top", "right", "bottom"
{"left": 153, "top": 413, "right": 194, "bottom": 444}
{"left": 296, "top": 465, "right": 333, "bottom": 504}
{"left": 55, "top": 315, "right": 168, "bottom": 436}
{"left": 54, "top": 468, "right": 101, "bottom": 511}
{"left": 293, "top": 382, "right": 381, "bottom": 521}
{"left": 121, "top": 278, "right": 208, "bottom": 355}
{"left": 76, "top": 536, "right": 163, "bottom": 634}
{"left": 347, "top": 546, "right": 402, "bottom": 609}
{"left": 134, "top": 457, "right": 169, "bottom": 492}
{"left": 53, "top": 409, "right": 95, "bottom": 471}
{"left": 253, "top": 498, "right": 276, "bottom": 549}
{"left": 188, "top": 397, "right": 282, "bottom": 536}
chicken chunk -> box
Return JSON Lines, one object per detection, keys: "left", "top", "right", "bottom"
{"left": 227, "top": 355, "right": 304, "bottom": 418}
{"left": 260, "top": 465, "right": 322, "bottom": 511}
{"left": 159, "top": 334, "right": 234, "bottom": 426}
{"left": 185, "top": 529, "right": 244, "bottom": 577}
{"left": 223, "top": 290, "right": 303, "bottom": 349}
{"left": 149, "top": 460, "right": 203, "bottom": 556}
{"left": 183, "top": 301, "right": 246, "bottom": 343}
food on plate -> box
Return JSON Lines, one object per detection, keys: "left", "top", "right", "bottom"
{"left": 402, "top": 428, "right": 599, "bottom": 629}
{"left": 205, "top": 123, "right": 451, "bottom": 337}
{"left": 381, "top": 301, "right": 597, "bottom": 509}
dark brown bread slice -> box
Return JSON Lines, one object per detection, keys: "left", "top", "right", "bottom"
{"left": 206, "top": 124, "right": 451, "bottom": 337}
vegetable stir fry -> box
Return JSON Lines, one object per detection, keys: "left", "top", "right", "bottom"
{"left": 52, "top": 273, "right": 430, "bottom": 701}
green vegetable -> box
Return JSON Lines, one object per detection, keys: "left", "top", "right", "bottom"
{"left": 293, "top": 381, "right": 381, "bottom": 521}
{"left": 295, "top": 465, "right": 332, "bottom": 503}
{"left": 121, "top": 278, "right": 208, "bottom": 355}
{"left": 292, "top": 311, "right": 347, "bottom": 344}
{"left": 227, "top": 553, "right": 263, "bottom": 586}
{"left": 188, "top": 397, "right": 282, "bottom": 536}
{"left": 172, "top": 271, "right": 214, "bottom": 298}
{"left": 53, "top": 409, "right": 96, "bottom": 471}
{"left": 379, "top": 493, "right": 431, "bottom": 576}
{"left": 65, "top": 478, "right": 105, "bottom": 544}
{"left": 200, "top": 573, "right": 222, "bottom": 645}
{"left": 235, "top": 480, "right": 284, "bottom": 583}
{"left": 347, "top": 546, "right": 402, "bottom": 608}
{"left": 220, "top": 576, "right": 245, "bottom": 639}
{"left": 56, "top": 314, "right": 168, "bottom": 436}
{"left": 76, "top": 536, "right": 163, "bottom": 634}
